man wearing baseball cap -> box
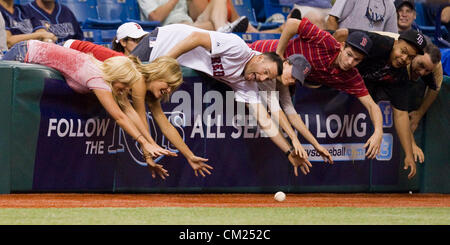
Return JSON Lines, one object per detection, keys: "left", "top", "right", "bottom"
{"left": 336, "top": 27, "right": 427, "bottom": 180}
{"left": 257, "top": 54, "right": 334, "bottom": 164}
{"left": 249, "top": 17, "right": 384, "bottom": 162}
{"left": 394, "top": 0, "right": 419, "bottom": 34}
{"left": 112, "top": 22, "right": 149, "bottom": 55}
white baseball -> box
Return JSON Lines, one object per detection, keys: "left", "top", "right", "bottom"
{"left": 274, "top": 191, "right": 286, "bottom": 202}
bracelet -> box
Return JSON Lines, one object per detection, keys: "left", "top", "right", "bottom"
{"left": 285, "top": 147, "right": 294, "bottom": 157}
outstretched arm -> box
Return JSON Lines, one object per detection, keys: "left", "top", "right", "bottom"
{"left": 247, "top": 102, "right": 312, "bottom": 176}
{"left": 93, "top": 89, "right": 169, "bottom": 178}
{"left": 165, "top": 31, "right": 212, "bottom": 59}
{"left": 409, "top": 88, "right": 439, "bottom": 132}
{"left": 286, "top": 113, "right": 333, "bottom": 164}
{"left": 358, "top": 95, "right": 383, "bottom": 159}
{"left": 393, "top": 107, "right": 416, "bottom": 179}
{"left": 121, "top": 91, "right": 177, "bottom": 158}
{"left": 148, "top": 99, "right": 214, "bottom": 177}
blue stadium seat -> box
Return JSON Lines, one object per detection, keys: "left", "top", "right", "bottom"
{"left": 100, "top": 29, "right": 117, "bottom": 43}
{"left": 58, "top": 0, "right": 98, "bottom": 22}
{"left": 237, "top": 32, "right": 281, "bottom": 43}
{"left": 82, "top": 29, "right": 117, "bottom": 44}
{"left": 83, "top": 0, "right": 159, "bottom": 30}
{"left": 96, "top": 0, "right": 128, "bottom": 21}
{"left": 82, "top": 29, "right": 102, "bottom": 43}
{"left": 59, "top": 0, "right": 98, "bottom": 24}
{"left": 232, "top": 0, "right": 281, "bottom": 30}
{"left": 414, "top": 2, "right": 428, "bottom": 26}
{"left": 262, "top": 0, "right": 292, "bottom": 21}
{"left": 18, "top": 0, "right": 33, "bottom": 5}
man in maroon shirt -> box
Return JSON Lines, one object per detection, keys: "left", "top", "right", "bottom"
{"left": 249, "top": 17, "right": 383, "bottom": 160}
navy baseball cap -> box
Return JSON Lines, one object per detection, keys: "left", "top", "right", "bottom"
{"left": 346, "top": 31, "right": 373, "bottom": 56}
{"left": 394, "top": 0, "right": 415, "bottom": 10}
{"left": 287, "top": 54, "right": 311, "bottom": 85}
{"left": 399, "top": 29, "right": 426, "bottom": 55}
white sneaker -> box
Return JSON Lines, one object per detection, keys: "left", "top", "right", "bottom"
{"left": 217, "top": 16, "right": 249, "bottom": 33}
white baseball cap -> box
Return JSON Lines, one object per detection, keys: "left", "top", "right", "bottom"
{"left": 115, "top": 22, "right": 148, "bottom": 43}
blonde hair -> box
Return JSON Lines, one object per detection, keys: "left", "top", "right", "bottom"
{"left": 98, "top": 55, "right": 143, "bottom": 106}
{"left": 129, "top": 55, "right": 183, "bottom": 102}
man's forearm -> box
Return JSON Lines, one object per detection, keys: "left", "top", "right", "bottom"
{"left": 393, "top": 108, "right": 414, "bottom": 158}
{"left": 247, "top": 103, "right": 291, "bottom": 153}
{"left": 276, "top": 18, "right": 300, "bottom": 58}
{"left": 416, "top": 89, "right": 439, "bottom": 117}
{"left": 287, "top": 113, "right": 321, "bottom": 148}
{"left": 148, "top": 0, "right": 179, "bottom": 22}
{"left": 165, "top": 32, "right": 211, "bottom": 59}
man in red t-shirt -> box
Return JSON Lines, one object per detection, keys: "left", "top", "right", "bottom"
{"left": 249, "top": 17, "right": 383, "bottom": 160}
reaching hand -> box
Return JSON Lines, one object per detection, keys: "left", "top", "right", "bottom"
{"left": 364, "top": 131, "right": 382, "bottom": 159}
{"left": 409, "top": 111, "right": 422, "bottom": 133}
{"left": 404, "top": 157, "right": 417, "bottom": 179}
{"left": 287, "top": 152, "right": 312, "bottom": 176}
{"left": 187, "top": 155, "right": 213, "bottom": 177}
{"left": 291, "top": 139, "right": 308, "bottom": 159}
{"left": 314, "top": 145, "right": 333, "bottom": 164}
{"left": 142, "top": 142, "right": 178, "bottom": 158}
{"left": 145, "top": 158, "right": 169, "bottom": 180}
{"left": 412, "top": 143, "right": 425, "bottom": 164}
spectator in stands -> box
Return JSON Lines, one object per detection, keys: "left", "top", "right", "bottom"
{"left": 138, "top": 0, "right": 248, "bottom": 32}
{"left": 335, "top": 28, "right": 427, "bottom": 179}
{"left": 250, "top": 17, "right": 384, "bottom": 160}
{"left": 130, "top": 24, "right": 314, "bottom": 176}
{"left": 280, "top": 0, "right": 332, "bottom": 29}
{"left": 0, "top": 0, "right": 56, "bottom": 48}
{"left": 3, "top": 40, "right": 179, "bottom": 179}
{"left": 22, "top": 0, "right": 83, "bottom": 43}
{"left": 0, "top": 11, "right": 6, "bottom": 54}
{"left": 189, "top": 0, "right": 298, "bottom": 33}
{"left": 111, "top": 22, "right": 148, "bottom": 56}
{"left": 326, "top": 0, "right": 398, "bottom": 33}
{"left": 395, "top": 0, "right": 419, "bottom": 34}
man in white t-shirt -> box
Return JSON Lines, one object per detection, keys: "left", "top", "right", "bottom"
{"left": 131, "top": 24, "right": 313, "bottom": 176}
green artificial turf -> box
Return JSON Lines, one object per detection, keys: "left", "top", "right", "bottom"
{"left": 0, "top": 207, "right": 448, "bottom": 225}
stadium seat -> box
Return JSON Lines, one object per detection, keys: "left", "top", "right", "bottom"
{"left": 82, "top": 29, "right": 102, "bottom": 43}
{"left": 82, "top": 29, "right": 116, "bottom": 45}
{"left": 100, "top": 29, "right": 117, "bottom": 43}
{"left": 237, "top": 32, "right": 281, "bottom": 43}
{"left": 414, "top": 2, "right": 428, "bottom": 26}
{"left": 96, "top": 0, "right": 128, "bottom": 21}
{"left": 232, "top": 0, "right": 281, "bottom": 30}
{"left": 59, "top": 0, "right": 98, "bottom": 25}
{"left": 262, "top": 0, "right": 292, "bottom": 21}
{"left": 18, "top": 0, "right": 33, "bottom": 5}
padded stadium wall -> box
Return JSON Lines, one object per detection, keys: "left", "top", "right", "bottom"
{"left": 0, "top": 62, "right": 448, "bottom": 194}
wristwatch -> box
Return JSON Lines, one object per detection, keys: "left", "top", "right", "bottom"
{"left": 285, "top": 147, "right": 294, "bottom": 157}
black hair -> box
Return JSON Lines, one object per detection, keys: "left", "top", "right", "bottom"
{"left": 262, "top": 52, "right": 284, "bottom": 76}
{"left": 111, "top": 37, "right": 125, "bottom": 53}
{"left": 423, "top": 40, "right": 441, "bottom": 64}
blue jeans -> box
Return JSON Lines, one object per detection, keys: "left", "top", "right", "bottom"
{"left": 2, "top": 41, "right": 29, "bottom": 62}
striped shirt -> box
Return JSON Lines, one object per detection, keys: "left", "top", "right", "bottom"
{"left": 249, "top": 18, "right": 369, "bottom": 98}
